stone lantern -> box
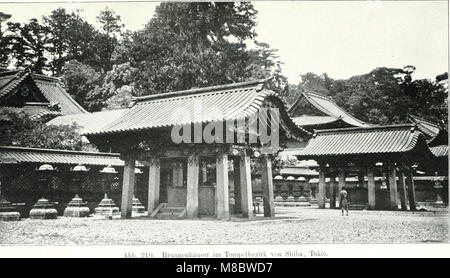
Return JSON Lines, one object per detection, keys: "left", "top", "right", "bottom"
{"left": 95, "top": 165, "right": 119, "bottom": 215}
{"left": 0, "top": 169, "right": 20, "bottom": 221}
{"left": 64, "top": 194, "right": 90, "bottom": 217}
{"left": 30, "top": 164, "right": 58, "bottom": 219}
{"left": 0, "top": 198, "right": 20, "bottom": 221}
{"left": 63, "top": 164, "right": 91, "bottom": 217}
{"left": 29, "top": 198, "right": 58, "bottom": 219}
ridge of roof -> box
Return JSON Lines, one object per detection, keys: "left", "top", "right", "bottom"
{"left": 132, "top": 79, "right": 269, "bottom": 104}
{"left": 302, "top": 89, "right": 370, "bottom": 126}
{"left": 314, "top": 124, "right": 417, "bottom": 135}
{"left": 0, "top": 145, "right": 119, "bottom": 157}
{"left": 408, "top": 114, "right": 440, "bottom": 129}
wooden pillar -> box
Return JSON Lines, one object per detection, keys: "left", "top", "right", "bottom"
{"left": 201, "top": 162, "right": 207, "bottom": 184}
{"left": 398, "top": 169, "right": 407, "bottom": 211}
{"left": 233, "top": 159, "right": 242, "bottom": 214}
{"left": 172, "top": 162, "right": 183, "bottom": 187}
{"left": 358, "top": 172, "right": 365, "bottom": 188}
{"left": 147, "top": 157, "right": 160, "bottom": 215}
{"left": 261, "top": 155, "right": 275, "bottom": 217}
{"left": 186, "top": 153, "right": 199, "bottom": 218}
{"left": 318, "top": 167, "right": 326, "bottom": 209}
{"left": 388, "top": 164, "right": 398, "bottom": 210}
{"left": 406, "top": 169, "right": 417, "bottom": 211}
{"left": 367, "top": 166, "right": 376, "bottom": 210}
{"left": 216, "top": 152, "right": 229, "bottom": 219}
{"left": 121, "top": 157, "right": 136, "bottom": 218}
{"left": 329, "top": 173, "right": 336, "bottom": 209}
{"left": 338, "top": 169, "right": 346, "bottom": 191}
{"left": 239, "top": 152, "right": 254, "bottom": 219}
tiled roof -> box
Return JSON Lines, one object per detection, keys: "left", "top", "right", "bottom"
{"left": 297, "top": 124, "right": 431, "bottom": 158}
{"left": 0, "top": 69, "right": 87, "bottom": 115}
{"left": 0, "top": 146, "right": 125, "bottom": 166}
{"left": 289, "top": 90, "right": 371, "bottom": 128}
{"left": 430, "top": 145, "right": 448, "bottom": 157}
{"left": 86, "top": 79, "right": 310, "bottom": 140}
{"left": 34, "top": 76, "right": 87, "bottom": 115}
{"left": 407, "top": 114, "right": 441, "bottom": 139}
{"left": 291, "top": 115, "right": 339, "bottom": 127}
{"left": 47, "top": 109, "right": 127, "bottom": 134}
{"left": 280, "top": 166, "right": 318, "bottom": 177}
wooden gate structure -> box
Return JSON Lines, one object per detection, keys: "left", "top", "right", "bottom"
{"left": 85, "top": 79, "right": 310, "bottom": 219}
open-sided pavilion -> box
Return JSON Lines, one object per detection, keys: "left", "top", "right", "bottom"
{"left": 85, "top": 79, "right": 310, "bottom": 219}
{"left": 296, "top": 124, "right": 436, "bottom": 211}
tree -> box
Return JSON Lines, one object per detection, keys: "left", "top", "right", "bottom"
{"left": 113, "top": 2, "right": 258, "bottom": 95}
{"left": 0, "top": 108, "right": 86, "bottom": 150}
{"left": 5, "top": 18, "right": 50, "bottom": 73}
{"left": 43, "top": 8, "right": 71, "bottom": 74}
{"left": 292, "top": 66, "right": 448, "bottom": 126}
{"left": 61, "top": 60, "right": 103, "bottom": 111}
{"left": 93, "top": 8, "right": 124, "bottom": 72}
{"left": 0, "top": 12, "right": 12, "bottom": 68}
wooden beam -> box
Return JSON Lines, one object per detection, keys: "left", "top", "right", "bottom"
{"left": 216, "top": 152, "right": 230, "bottom": 219}
{"left": 233, "top": 159, "right": 242, "bottom": 214}
{"left": 261, "top": 155, "right": 275, "bottom": 217}
{"left": 186, "top": 153, "right": 199, "bottom": 218}
{"left": 121, "top": 158, "right": 135, "bottom": 218}
{"left": 406, "top": 170, "right": 417, "bottom": 211}
{"left": 239, "top": 153, "right": 254, "bottom": 219}
{"left": 398, "top": 170, "right": 407, "bottom": 210}
{"left": 367, "top": 166, "right": 376, "bottom": 210}
{"left": 147, "top": 157, "right": 160, "bottom": 215}
{"left": 329, "top": 174, "right": 336, "bottom": 209}
{"left": 388, "top": 165, "right": 398, "bottom": 210}
{"left": 318, "top": 168, "right": 326, "bottom": 209}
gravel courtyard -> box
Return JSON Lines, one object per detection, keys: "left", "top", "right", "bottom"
{"left": 0, "top": 206, "right": 448, "bottom": 245}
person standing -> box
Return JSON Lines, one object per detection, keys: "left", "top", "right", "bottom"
{"left": 339, "top": 187, "right": 349, "bottom": 216}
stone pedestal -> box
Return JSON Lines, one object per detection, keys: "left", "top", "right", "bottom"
{"left": 29, "top": 198, "right": 58, "bottom": 219}
{"left": 0, "top": 197, "right": 20, "bottom": 221}
{"left": 95, "top": 194, "right": 119, "bottom": 215}
{"left": 132, "top": 196, "right": 145, "bottom": 213}
{"left": 64, "top": 195, "right": 90, "bottom": 217}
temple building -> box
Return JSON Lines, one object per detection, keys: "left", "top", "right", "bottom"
{"left": 296, "top": 124, "right": 439, "bottom": 210}
{"left": 288, "top": 90, "right": 371, "bottom": 133}
{"left": 0, "top": 67, "right": 86, "bottom": 118}
{"left": 84, "top": 79, "right": 310, "bottom": 219}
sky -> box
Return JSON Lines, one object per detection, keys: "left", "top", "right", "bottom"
{"left": 0, "top": 0, "right": 448, "bottom": 84}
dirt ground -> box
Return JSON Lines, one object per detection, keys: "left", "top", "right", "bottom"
{"left": 0, "top": 206, "right": 448, "bottom": 245}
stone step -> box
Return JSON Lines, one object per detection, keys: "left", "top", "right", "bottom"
{"left": 159, "top": 207, "right": 185, "bottom": 214}
{"left": 155, "top": 207, "right": 186, "bottom": 220}
{"left": 348, "top": 203, "right": 367, "bottom": 210}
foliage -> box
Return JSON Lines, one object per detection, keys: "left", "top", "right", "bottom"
{"left": 0, "top": 108, "right": 86, "bottom": 150}
{"left": 288, "top": 67, "right": 448, "bottom": 127}
{"left": 60, "top": 60, "right": 103, "bottom": 111}
{"left": 4, "top": 19, "right": 50, "bottom": 73}
{"left": 113, "top": 2, "right": 259, "bottom": 95}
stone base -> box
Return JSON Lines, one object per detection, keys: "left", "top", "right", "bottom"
{"left": 29, "top": 208, "right": 58, "bottom": 219}
{"left": 0, "top": 211, "right": 20, "bottom": 221}
{"left": 94, "top": 207, "right": 119, "bottom": 215}
{"left": 64, "top": 206, "right": 91, "bottom": 217}
{"left": 132, "top": 205, "right": 145, "bottom": 213}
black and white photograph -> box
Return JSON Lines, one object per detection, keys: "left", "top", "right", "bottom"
{"left": 0, "top": 0, "right": 448, "bottom": 259}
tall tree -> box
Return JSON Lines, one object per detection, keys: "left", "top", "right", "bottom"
{"left": 292, "top": 67, "right": 448, "bottom": 126}
{"left": 61, "top": 60, "right": 103, "bottom": 111}
{"left": 113, "top": 2, "right": 258, "bottom": 95}
{"left": 0, "top": 12, "right": 12, "bottom": 68}
{"left": 94, "top": 8, "right": 124, "bottom": 72}
{"left": 5, "top": 18, "right": 50, "bottom": 73}
{"left": 43, "top": 8, "right": 71, "bottom": 74}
